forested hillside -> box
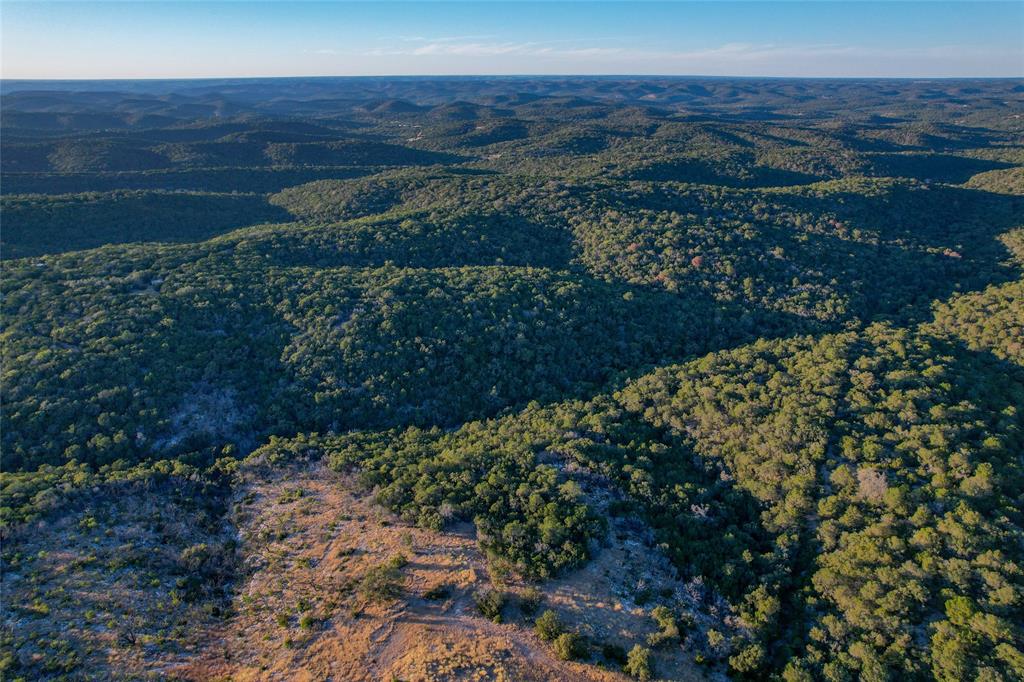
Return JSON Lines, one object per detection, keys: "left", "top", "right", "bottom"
{"left": 2, "top": 77, "right": 1022, "bottom": 681}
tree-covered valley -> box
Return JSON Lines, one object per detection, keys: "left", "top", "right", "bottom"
{"left": 1, "top": 77, "right": 1022, "bottom": 681}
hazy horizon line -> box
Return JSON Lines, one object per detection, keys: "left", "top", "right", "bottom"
{"left": 5, "top": 73, "right": 1022, "bottom": 83}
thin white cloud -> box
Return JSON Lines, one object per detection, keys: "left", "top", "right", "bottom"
{"left": 361, "top": 36, "right": 630, "bottom": 59}
{"left": 648, "top": 42, "right": 1018, "bottom": 68}
{"left": 316, "top": 38, "right": 1020, "bottom": 77}
{"left": 359, "top": 38, "right": 1009, "bottom": 63}
{"left": 398, "top": 34, "right": 497, "bottom": 43}
{"left": 412, "top": 41, "right": 547, "bottom": 57}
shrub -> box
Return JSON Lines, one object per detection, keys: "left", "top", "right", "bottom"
{"left": 552, "top": 632, "right": 585, "bottom": 661}
{"left": 25, "top": 598, "right": 50, "bottom": 616}
{"left": 474, "top": 589, "right": 506, "bottom": 622}
{"left": 358, "top": 562, "right": 404, "bottom": 602}
{"left": 519, "top": 587, "right": 543, "bottom": 616}
{"left": 625, "top": 645, "right": 654, "bottom": 681}
{"left": 178, "top": 543, "right": 213, "bottom": 573}
{"left": 386, "top": 553, "right": 408, "bottom": 569}
{"left": 178, "top": 542, "right": 231, "bottom": 581}
{"left": 535, "top": 609, "right": 563, "bottom": 642}
{"left": 647, "top": 605, "right": 680, "bottom": 647}
{"left": 175, "top": 574, "right": 204, "bottom": 603}
{"left": 706, "top": 628, "right": 726, "bottom": 653}
{"left": 729, "top": 642, "right": 767, "bottom": 674}
{"left": 277, "top": 487, "right": 305, "bottom": 504}
{"left": 486, "top": 558, "right": 513, "bottom": 585}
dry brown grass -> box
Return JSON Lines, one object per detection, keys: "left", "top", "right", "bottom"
{"left": 3, "top": 463, "right": 713, "bottom": 681}
{"left": 175, "top": 464, "right": 710, "bottom": 681}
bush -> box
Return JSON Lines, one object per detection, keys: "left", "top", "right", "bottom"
{"left": 552, "top": 632, "right": 585, "bottom": 661}
{"left": 519, "top": 587, "right": 543, "bottom": 616}
{"left": 625, "top": 645, "right": 653, "bottom": 681}
{"left": 706, "top": 628, "right": 726, "bottom": 653}
{"left": 358, "top": 562, "right": 404, "bottom": 602}
{"left": 178, "top": 543, "right": 213, "bottom": 573}
{"left": 177, "top": 542, "right": 232, "bottom": 591}
{"left": 647, "top": 605, "right": 680, "bottom": 647}
{"left": 535, "top": 609, "right": 563, "bottom": 642}
{"left": 277, "top": 487, "right": 305, "bottom": 503}
{"left": 729, "top": 642, "right": 767, "bottom": 674}
{"left": 474, "top": 589, "right": 506, "bottom": 623}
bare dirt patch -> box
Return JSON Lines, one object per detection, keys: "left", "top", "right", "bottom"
{"left": 175, "top": 463, "right": 712, "bottom": 681}
{"left": 3, "top": 463, "right": 715, "bottom": 681}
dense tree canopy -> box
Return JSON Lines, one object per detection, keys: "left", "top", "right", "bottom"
{"left": 2, "top": 77, "right": 1022, "bottom": 680}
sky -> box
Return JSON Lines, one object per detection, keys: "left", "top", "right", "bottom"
{"left": 2, "top": 1, "right": 1022, "bottom": 79}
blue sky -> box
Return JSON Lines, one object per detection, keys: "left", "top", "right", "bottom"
{"left": 2, "top": 1, "right": 1022, "bottom": 79}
